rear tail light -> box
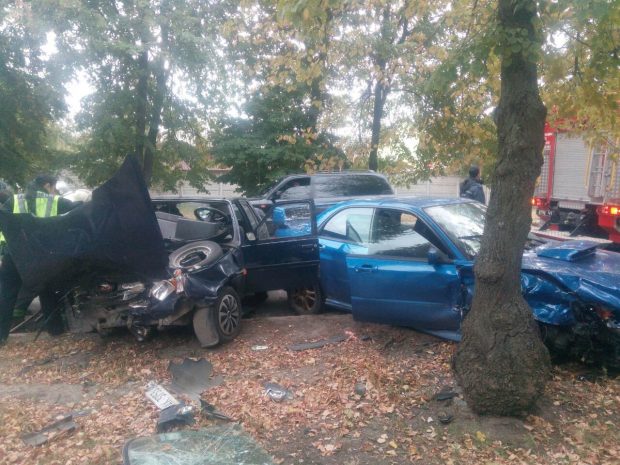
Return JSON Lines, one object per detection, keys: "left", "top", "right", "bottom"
{"left": 531, "top": 197, "right": 547, "bottom": 208}
{"left": 598, "top": 205, "right": 620, "bottom": 216}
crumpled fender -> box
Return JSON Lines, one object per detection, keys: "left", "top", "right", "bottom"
{"left": 457, "top": 264, "right": 578, "bottom": 327}
{"left": 183, "top": 250, "right": 243, "bottom": 302}
{"left": 520, "top": 272, "right": 577, "bottom": 326}
{"left": 523, "top": 247, "right": 620, "bottom": 322}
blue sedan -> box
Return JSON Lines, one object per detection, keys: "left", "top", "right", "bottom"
{"left": 315, "top": 197, "right": 620, "bottom": 365}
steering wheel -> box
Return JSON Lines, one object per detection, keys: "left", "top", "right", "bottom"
{"left": 194, "top": 207, "right": 230, "bottom": 225}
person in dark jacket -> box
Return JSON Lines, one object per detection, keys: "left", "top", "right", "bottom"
{"left": 459, "top": 166, "right": 486, "bottom": 204}
{"left": 0, "top": 175, "right": 76, "bottom": 344}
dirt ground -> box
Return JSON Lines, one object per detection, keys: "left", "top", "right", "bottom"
{"left": 0, "top": 301, "right": 619, "bottom": 465}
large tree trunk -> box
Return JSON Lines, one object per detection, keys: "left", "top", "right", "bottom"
{"left": 453, "top": 0, "right": 551, "bottom": 416}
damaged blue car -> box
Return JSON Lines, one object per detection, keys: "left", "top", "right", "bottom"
{"left": 313, "top": 198, "right": 620, "bottom": 367}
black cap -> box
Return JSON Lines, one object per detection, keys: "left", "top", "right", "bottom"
{"left": 33, "top": 174, "right": 58, "bottom": 189}
{"left": 469, "top": 166, "right": 480, "bottom": 178}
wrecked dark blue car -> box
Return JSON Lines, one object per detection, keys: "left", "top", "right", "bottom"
{"left": 1, "top": 158, "right": 320, "bottom": 347}
{"left": 315, "top": 198, "right": 620, "bottom": 366}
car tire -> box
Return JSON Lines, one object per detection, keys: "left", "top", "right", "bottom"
{"left": 211, "top": 287, "right": 243, "bottom": 343}
{"left": 169, "top": 241, "right": 223, "bottom": 270}
{"left": 287, "top": 283, "right": 323, "bottom": 315}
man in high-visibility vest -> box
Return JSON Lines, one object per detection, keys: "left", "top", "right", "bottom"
{"left": 0, "top": 181, "right": 13, "bottom": 253}
{"left": 0, "top": 175, "right": 75, "bottom": 344}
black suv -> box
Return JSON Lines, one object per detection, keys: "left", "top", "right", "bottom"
{"left": 251, "top": 171, "right": 394, "bottom": 213}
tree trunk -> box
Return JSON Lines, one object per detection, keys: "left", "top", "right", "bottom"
{"left": 134, "top": 49, "right": 149, "bottom": 178}
{"left": 368, "top": 5, "right": 392, "bottom": 172}
{"left": 368, "top": 80, "right": 387, "bottom": 171}
{"left": 306, "top": 9, "right": 332, "bottom": 133}
{"left": 453, "top": 0, "right": 551, "bottom": 416}
{"left": 143, "top": 62, "right": 166, "bottom": 186}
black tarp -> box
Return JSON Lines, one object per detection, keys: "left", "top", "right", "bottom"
{"left": 0, "top": 156, "right": 168, "bottom": 295}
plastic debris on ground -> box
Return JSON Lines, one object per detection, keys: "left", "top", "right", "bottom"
{"left": 21, "top": 414, "right": 78, "bottom": 446}
{"left": 354, "top": 381, "right": 367, "bottom": 396}
{"left": 288, "top": 334, "right": 347, "bottom": 351}
{"left": 122, "top": 425, "right": 275, "bottom": 465}
{"left": 251, "top": 345, "right": 269, "bottom": 351}
{"left": 145, "top": 381, "right": 180, "bottom": 410}
{"left": 168, "top": 358, "right": 223, "bottom": 402}
{"left": 264, "top": 382, "right": 293, "bottom": 402}
{"left": 200, "top": 400, "right": 234, "bottom": 422}
{"left": 157, "top": 402, "right": 196, "bottom": 433}
{"left": 434, "top": 386, "right": 458, "bottom": 401}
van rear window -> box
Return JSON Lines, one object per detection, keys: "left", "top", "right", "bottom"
{"left": 313, "top": 175, "right": 393, "bottom": 197}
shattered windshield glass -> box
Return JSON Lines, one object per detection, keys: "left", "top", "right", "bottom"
{"left": 123, "top": 425, "right": 274, "bottom": 465}
{"left": 425, "top": 202, "right": 486, "bottom": 259}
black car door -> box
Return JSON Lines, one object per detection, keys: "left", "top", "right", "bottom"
{"left": 237, "top": 199, "right": 319, "bottom": 293}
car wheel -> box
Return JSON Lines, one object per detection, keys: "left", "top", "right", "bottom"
{"left": 211, "top": 287, "right": 242, "bottom": 343}
{"left": 169, "top": 241, "right": 223, "bottom": 270}
{"left": 287, "top": 284, "right": 323, "bottom": 315}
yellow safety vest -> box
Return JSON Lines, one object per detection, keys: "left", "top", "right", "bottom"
{"left": 0, "top": 193, "right": 59, "bottom": 246}
{"left": 13, "top": 193, "right": 59, "bottom": 217}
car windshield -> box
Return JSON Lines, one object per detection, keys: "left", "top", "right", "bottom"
{"left": 424, "top": 202, "right": 486, "bottom": 259}
{"left": 258, "top": 178, "right": 282, "bottom": 197}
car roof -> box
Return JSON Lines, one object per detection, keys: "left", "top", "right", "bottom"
{"left": 151, "top": 197, "right": 235, "bottom": 203}
{"left": 326, "top": 196, "right": 476, "bottom": 210}
{"left": 285, "top": 170, "right": 381, "bottom": 176}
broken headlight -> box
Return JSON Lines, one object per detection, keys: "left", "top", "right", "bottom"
{"left": 150, "top": 280, "right": 176, "bottom": 301}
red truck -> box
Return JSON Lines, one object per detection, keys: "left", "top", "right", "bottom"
{"left": 532, "top": 123, "right": 620, "bottom": 247}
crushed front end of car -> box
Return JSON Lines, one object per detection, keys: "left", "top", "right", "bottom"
{"left": 522, "top": 241, "right": 620, "bottom": 369}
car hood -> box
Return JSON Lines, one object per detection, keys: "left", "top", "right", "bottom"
{"left": 0, "top": 156, "right": 168, "bottom": 295}
{"left": 522, "top": 241, "right": 620, "bottom": 312}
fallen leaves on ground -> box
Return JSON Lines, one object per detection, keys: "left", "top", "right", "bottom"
{"left": 0, "top": 315, "right": 618, "bottom": 465}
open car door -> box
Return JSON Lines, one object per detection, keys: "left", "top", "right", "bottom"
{"left": 239, "top": 199, "right": 319, "bottom": 293}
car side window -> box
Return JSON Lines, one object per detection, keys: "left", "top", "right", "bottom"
{"left": 240, "top": 202, "right": 270, "bottom": 240}
{"left": 279, "top": 184, "right": 311, "bottom": 200}
{"left": 369, "top": 209, "right": 448, "bottom": 259}
{"left": 273, "top": 177, "right": 310, "bottom": 200}
{"left": 321, "top": 207, "right": 373, "bottom": 244}
{"left": 269, "top": 202, "right": 313, "bottom": 238}
{"left": 312, "top": 174, "right": 393, "bottom": 197}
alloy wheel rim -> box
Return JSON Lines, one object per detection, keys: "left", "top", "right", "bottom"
{"left": 218, "top": 294, "right": 240, "bottom": 335}
{"left": 293, "top": 288, "right": 316, "bottom": 312}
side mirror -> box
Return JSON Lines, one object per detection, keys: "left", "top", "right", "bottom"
{"left": 428, "top": 246, "right": 450, "bottom": 265}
